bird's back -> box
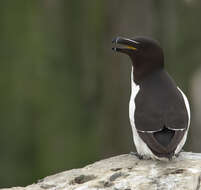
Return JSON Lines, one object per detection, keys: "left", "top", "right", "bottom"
{"left": 134, "top": 69, "right": 189, "bottom": 132}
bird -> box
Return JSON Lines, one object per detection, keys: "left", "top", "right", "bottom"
{"left": 112, "top": 36, "right": 190, "bottom": 160}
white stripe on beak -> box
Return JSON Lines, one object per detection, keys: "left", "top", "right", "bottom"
{"left": 124, "top": 38, "right": 140, "bottom": 44}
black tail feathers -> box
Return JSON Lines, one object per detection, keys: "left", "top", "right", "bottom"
{"left": 153, "top": 126, "right": 175, "bottom": 147}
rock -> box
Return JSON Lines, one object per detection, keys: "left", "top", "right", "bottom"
{"left": 2, "top": 152, "right": 201, "bottom": 190}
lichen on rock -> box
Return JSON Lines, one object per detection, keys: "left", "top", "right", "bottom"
{"left": 1, "top": 152, "right": 201, "bottom": 190}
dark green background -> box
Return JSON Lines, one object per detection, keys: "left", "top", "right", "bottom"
{"left": 0, "top": 0, "right": 201, "bottom": 187}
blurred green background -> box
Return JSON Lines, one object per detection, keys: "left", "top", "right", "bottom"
{"left": 1, "top": 0, "right": 201, "bottom": 187}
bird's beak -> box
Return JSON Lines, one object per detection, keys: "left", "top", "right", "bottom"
{"left": 112, "top": 37, "right": 139, "bottom": 54}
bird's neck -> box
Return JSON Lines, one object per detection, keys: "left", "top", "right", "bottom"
{"left": 130, "top": 54, "right": 164, "bottom": 84}
{"left": 132, "top": 66, "right": 164, "bottom": 84}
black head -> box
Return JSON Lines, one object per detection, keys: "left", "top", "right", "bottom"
{"left": 112, "top": 36, "right": 164, "bottom": 83}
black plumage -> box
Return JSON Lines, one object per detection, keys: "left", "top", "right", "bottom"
{"left": 135, "top": 69, "right": 188, "bottom": 132}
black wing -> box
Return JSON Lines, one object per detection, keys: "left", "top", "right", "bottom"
{"left": 138, "top": 129, "right": 186, "bottom": 158}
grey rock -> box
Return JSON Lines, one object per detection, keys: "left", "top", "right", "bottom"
{"left": 2, "top": 152, "right": 201, "bottom": 190}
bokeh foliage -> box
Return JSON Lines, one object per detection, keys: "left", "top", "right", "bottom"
{"left": 0, "top": 0, "right": 201, "bottom": 187}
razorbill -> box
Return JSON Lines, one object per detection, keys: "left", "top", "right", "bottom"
{"left": 112, "top": 36, "right": 190, "bottom": 160}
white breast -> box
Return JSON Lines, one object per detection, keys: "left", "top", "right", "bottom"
{"left": 174, "top": 87, "right": 191, "bottom": 154}
{"left": 129, "top": 67, "right": 157, "bottom": 159}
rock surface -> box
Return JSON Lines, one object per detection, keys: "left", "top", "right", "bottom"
{"left": 2, "top": 152, "right": 201, "bottom": 190}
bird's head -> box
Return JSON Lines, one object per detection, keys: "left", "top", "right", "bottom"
{"left": 112, "top": 36, "right": 164, "bottom": 83}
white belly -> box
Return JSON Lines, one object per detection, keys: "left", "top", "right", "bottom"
{"left": 175, "top": 87, "right": 191, "bottom": 154}
{"left": 129, "top": 76, "right": 158, "bottom": 159}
